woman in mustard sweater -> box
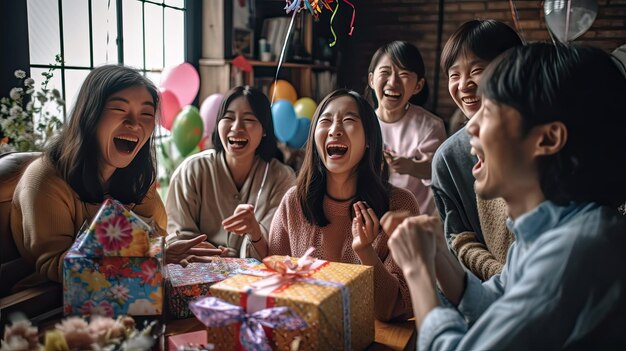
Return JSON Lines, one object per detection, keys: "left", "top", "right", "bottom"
{"left": 11, "top": 65, "right": 210, "bottom": 290}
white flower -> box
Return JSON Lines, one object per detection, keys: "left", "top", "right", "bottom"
{"left": 110, "top": 284, "right": 130, "bottom": 301}
{"left": 9, "top": 88, "right": 23, "bottom": 101}
{"left": 9, "top": 105, "right": 22, "bottom": 116}
{"left": 1, "top": 57, "right": 65, "bottom": 152}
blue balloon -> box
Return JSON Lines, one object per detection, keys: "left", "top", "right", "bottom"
{"left": 271, "top": 99, "right": 298, "bottom": 143}
{"left": 287, "top": 118, "right": 311, "bottom": 149}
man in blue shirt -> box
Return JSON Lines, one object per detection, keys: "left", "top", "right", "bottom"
{"left": 387, "top": 43, "right": 626, "bottom": 350}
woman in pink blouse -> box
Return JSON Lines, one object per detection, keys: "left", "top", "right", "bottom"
{"left": 251, "top": 89, "right": 419, "bottom": 321}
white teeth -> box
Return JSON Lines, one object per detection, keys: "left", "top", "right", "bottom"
{"left": 228, "top": 137, "right": 248, "bottom": 142}
{"left": 461, "top": 96, "right": 480, "bottom": 104}
{"left": 327, "top": 144, "right": 347, "bottom": 149}
{"left": 384, "top": 90, "right": 401, "bottom": 97}
{"left": 470, "top": 147, "right": 484, "bottom": 162}
{"left": 115, "top": 135, "right": 138, "bottom": 142}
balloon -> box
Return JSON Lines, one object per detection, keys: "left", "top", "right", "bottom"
{"left": 159, "top": 89, "right": 181, "bottom": 130}
{"left": 544, "top": 0, "right": 598, "bottom": 43}
{"left": 287, "top": 118, "right": 311, "bottom": 149}
{"left": 269, "top": 80, "right": 298, "bottom": 104}
{"left": 160, "top": 62, "right": 200, "bottom": 106}
{"left": 271, "top": 99, "right": 298, "bottom": 143}
{"left": 172, "top": 106, "right": 204, "bottom": 157}
{"left": 182, "top": 105, "right": 199, "bottom": 115}
{"left": 199, "top": 93, "right": 224, "bottom": 138}
{"left": 293, "top": 97, "right": 317, "bottom": 120}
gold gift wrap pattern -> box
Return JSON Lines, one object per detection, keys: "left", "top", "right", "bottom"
{"left": 208, "top": 257, "right": 374, "bottom": 350}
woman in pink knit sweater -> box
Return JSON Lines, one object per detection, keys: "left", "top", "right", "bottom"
{"left": 251, "top": 89, "right": 420, "bottom": 321}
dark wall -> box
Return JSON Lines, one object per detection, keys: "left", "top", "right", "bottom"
{"left": 338, "top": 0, "right": 626, "bottom": 122}
{"left": 1, "top": 0, "right": 30, "bottom": 97}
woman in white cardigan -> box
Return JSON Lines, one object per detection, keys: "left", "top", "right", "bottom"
{"left": 165, "top": 86, "right": 295, "bottom": 260}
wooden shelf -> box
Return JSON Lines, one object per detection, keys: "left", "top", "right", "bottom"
{"left": 199, "top": 58, "right": 334, "bottom": 70}
{"left": 199, "top": 0, "right": 337, "bottom": 101}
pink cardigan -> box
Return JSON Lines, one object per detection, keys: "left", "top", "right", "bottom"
{"left": 269, "top": 186, "right": 420, "bottom": 321}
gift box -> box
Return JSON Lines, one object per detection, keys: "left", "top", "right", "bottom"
{"left": 205, "top": 251, "right": 374, "bottom": 351}
{"left": 166, "top": 258, "right": 261, "bottom": 319}
{"left": 63, "top": 198, "right": 164, "bottom": 317}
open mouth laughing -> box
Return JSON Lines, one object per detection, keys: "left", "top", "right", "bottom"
{"left": 461, "top": 96, "right": 480, "bottom": 106}
{"left": 228, "top": 136, "right": 249, "bottom": 149}
{"left": 383, "top": 89, "right": 402, "bottom": 100}
{"left": 326, "top": 142, "right": 348, "bottom": 159}
{"left": 113, "top": 135, "right": 139, "bottom": 154}
{"left": 470, "top": 144, "right": 485, "bottom": 177}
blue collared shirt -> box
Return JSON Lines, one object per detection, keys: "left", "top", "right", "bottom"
{"left": 419, "top": 201, "right": 626, "bottom": 350}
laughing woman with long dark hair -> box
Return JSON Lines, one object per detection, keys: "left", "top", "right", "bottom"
{"left": 252, "top": 89, "right": 420, "bottom": 321}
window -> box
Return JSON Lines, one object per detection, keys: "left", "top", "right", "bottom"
{"left": 27, "top": 0, "right": 187, "bottom": 118}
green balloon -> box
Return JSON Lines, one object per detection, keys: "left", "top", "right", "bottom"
{"left": 172, "top": 107, "right": 204, "bottom": 156}
{"left": 182, "top": 105, "right": 200, "bottom": 115}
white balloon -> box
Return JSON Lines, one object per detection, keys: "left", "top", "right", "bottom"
{"left": 544, "top": 0, "right": 598, "bottom": 43}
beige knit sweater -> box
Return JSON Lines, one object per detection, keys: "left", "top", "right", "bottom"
{"left": 451, "top": 196, "right": 514, "bottom": 280}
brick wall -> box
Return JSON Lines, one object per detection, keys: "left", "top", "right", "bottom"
{"left": 337, "top": 0, "right": 626, "bottom": 124}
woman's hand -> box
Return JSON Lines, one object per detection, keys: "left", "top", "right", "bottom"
{"left": 388, "top": 156, "right": 431, "bottom": 179}
{"left": 351, "top": 201, "right": 380, "bottom": 253}
{"left": 218, "top": 246, "right": 238, "bottom": 257}
{"left": 222, "top": 204, "right": 263, "bottom": 242}
{"left": 165, "top": 234, "right": 223, "bottom": 266}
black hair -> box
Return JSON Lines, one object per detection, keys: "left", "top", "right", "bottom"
{"left": 366, "top": 41, "right": 430, "bottom": 107}
{"left": 296, "top": 89, "right": 391, "bottom": 226}
{"left": 479, "top": 43, "right": 626, "bottom": 208}
{"left": 46, "top": 65, "right": 159, "bottom": 204}
{"left": 441, "top": 20, "right": 523, "bottom": 76}
{"left": 211, "top": 85, "right": 278, "bottom": 162}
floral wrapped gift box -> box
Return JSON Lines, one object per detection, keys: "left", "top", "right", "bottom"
{"left": 63, "top": 198, "right": 164, "bottom": 317}
{"left": 166, "top": 257, "right": 261, "bottom": 319}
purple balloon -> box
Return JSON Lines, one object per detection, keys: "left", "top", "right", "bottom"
{"left": 199, "top": 93, "right": 224, "bottom": 138}
{"left": 160, "top": 62, "right": 200, "bottom": 106}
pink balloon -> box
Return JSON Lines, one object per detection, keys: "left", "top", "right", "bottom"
{"left": 159, "top": 88, "right": 181, "bottom": 130}
{"left": 160, "top": 62, "right": 200, "bottom": 106}
{"left": 199, "top": 93, "right": 224, "bottom": 138}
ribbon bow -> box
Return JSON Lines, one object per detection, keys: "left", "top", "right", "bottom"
{"left": 252, "top": 247, "right": 320, "bottom": 291}
{"left": 190, "top": 297, "right": 307, "bottom": 351}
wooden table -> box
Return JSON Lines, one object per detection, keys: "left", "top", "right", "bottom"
{"left": 164, "top": 317, "right": 416, "bottom": 351}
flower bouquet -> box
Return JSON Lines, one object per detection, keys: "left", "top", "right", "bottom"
{"left": 0, "top": 55, "right": 64, "bottom": 153}
{"left": 0, "top": 315, "right": 160, "bottom": 351}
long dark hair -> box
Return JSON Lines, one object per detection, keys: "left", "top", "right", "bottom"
{"left": 365, "top": 41, "right": 430, "bottom": 107}
{"left": 296, "top": 89, "right": 391, "bottom": 226}
{"left": 211, "top": 85, "right": 278, "bottom": 162}
{"left": 441, "top": 20, "right": 522, "bottom": 76}
{"left": 45, "top": 65, "right": 159, "bottom": 204}
{"left": 480, "top": 43, "right": 626, "bottom": 208}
